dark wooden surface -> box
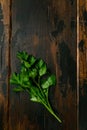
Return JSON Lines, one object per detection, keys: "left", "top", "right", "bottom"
{"left": 0, "top": 0, "right": 10, "bottom": 130}
{"left": 0, "top": 0, "right": 78, "bottom": 130}
{"left": 79, "top": 1, "right": 87, "bottom": 130}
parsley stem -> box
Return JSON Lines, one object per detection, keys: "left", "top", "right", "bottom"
{"left": 33, "top": 78, "right": 47, "bottom": 102}
{"left": 32, "top": 78, "right": 62, "bottom": 123}
{"left": 42, "top": 101, "right": 62, "bottom": 123}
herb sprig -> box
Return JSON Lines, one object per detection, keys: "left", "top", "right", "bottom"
{"left": 10, "top": 51, "right": 62, "bottom": 123}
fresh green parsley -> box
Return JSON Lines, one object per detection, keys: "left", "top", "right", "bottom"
{"left": 10, "top": 51, "right": 62, "bottom": 123}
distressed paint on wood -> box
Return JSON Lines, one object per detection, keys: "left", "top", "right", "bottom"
{"left": 0, "top": 0, "right": 10, "bottom": 130}
{"left": 79, "top": 1, "right": 87, "bottom": 130}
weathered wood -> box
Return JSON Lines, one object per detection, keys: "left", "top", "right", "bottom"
{"left": 9, "top": 0, "right": 77, "bottom": 130}
{"left": 79, "top": 1, "right": 87, "bottom": 130}
{"left": 0, "top": 0, "right": 78, "bottom": 129}
{"left": 0, "top": 0, "right": 10, "bottom": 129}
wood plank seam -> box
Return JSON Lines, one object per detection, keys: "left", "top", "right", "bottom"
{"left": 77, "top": 0, "right": 80, "bottom": 129}
{"left": 7, "top": 0, "right": 12, "bottom": 129}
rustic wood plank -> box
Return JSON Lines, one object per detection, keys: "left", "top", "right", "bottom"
{"left": 0, "top": 0, "right": 10, "bottom": 129}
{"left": 79, "top": 1, "right": 87, "bottom": 130}
{"left": 10, "top": 0, "right": 77, "bottom": 130}
{"left": 47, "top": 1, "right": 77, "bottom": 129}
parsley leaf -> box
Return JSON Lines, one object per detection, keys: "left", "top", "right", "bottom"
{"left": 10, "top": 51, "right": 62, "bottom": 123}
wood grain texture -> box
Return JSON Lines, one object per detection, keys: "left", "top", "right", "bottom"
{"left": 0, "top": 0, "right": 78, "bottom": 129}
{"left": 9, "top": 0, "right": 77, "bottom": 130}
{"left": 0, "top": 0, "right": 10, "bottom": 130}
{"left": 79, "top": 1, "right": 87, "bottom": 130}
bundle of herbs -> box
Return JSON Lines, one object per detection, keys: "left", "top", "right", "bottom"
{"left": 10, "top": 51, "right": 62, "bottom": 123}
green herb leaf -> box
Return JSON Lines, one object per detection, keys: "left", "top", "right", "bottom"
{"left": 41, "top": 75, "right": 56, "bottom": 89}
{"left": 47, "top": 74, "right": 56, "bottom": 86}
{"left": 10, "top": 73, "right": 20, "bottom": 85}
{"left": 13, "top": 86, "right": 24, "bottom": 92}
{"left": 10, "top": 51, "right": 62, "bottom": 123}
{"left": 39, "top": 63, "right": 47, "bottom": 76}
{"left": 36, "top": 59, "right": 44, "bottom": 68}
{"left": 29, "top": 68, "right": 37, "bottom": 78}
{"left": 29, "top": 87, "right": 41, "bottom": 103}
{"left": 28, "top": 55, "right": 36, "bottom": 65}
{"left": 17, "top": 51, "right": 29, "bottom": 61}
{"left": 24, "top": 61, "right": 31, "bottom": 68}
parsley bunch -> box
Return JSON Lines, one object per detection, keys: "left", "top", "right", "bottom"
{"left": 10, "top": 51, "right": 61, "bottom": 123}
